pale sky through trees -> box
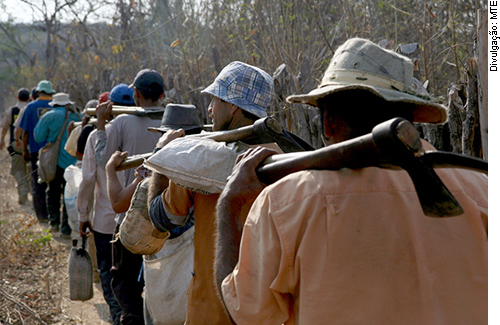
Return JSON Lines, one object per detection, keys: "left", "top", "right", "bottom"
{"left": 1, "top": 0, "right": 33, "bottom": 23}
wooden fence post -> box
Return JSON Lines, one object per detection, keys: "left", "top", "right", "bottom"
{"left": 477, "top": 9, "right": 488, "bottom": 160}
{"left": 462, "top": 58, "right": 482, "bottom": 158}
{"left": 447, "top": 83, "right": 465, "bottom": 153}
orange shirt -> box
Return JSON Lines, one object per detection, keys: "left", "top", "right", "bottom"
{"left": 163, "top": 182, "right": 233, "bottom": 324}
{"left": 222, "top": 145, "right": 488, "bottom": 324}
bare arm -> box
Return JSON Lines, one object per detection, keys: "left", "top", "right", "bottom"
{"left": 14, "top": 127, "right": 24, "bottom": 150}
{"left": 0, "top": 127, "right": 7, "bottom": 150}
{"left": 214, "top": 147, "right": 277, "bottom": 304}
{"left": 106, "top": 151, "right": 142, "bottom": 214}
{"left": 147, "top": 129, "right": 186, "bottom": 206}
{"left": 22, "top": 131, "right": 30, "bottom": 162}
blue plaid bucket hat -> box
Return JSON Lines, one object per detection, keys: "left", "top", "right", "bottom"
{"left": 201, "top": 61, "right": 273, "bottom": 119}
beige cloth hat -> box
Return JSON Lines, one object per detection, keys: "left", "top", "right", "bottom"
{"left": 287, "top": 38, "right": 447, "bottom": 124}
{"left": 49, "top": 92, "right": 75, "bottom": 106}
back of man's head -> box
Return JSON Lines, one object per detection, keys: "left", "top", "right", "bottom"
{"left": 201, "top": 61, "right": 273, "bottom": 119}
{"left": 99, "top": 92, "right": 110, "bottom": 104}
{"left": 17, "top": 88, "right": 30, "bottom": 102}
{"left": 31, "top": 87, "right": 38, "bottom": 100}
{"left": 130, "top": 69, "right": 164, "bottom": 102}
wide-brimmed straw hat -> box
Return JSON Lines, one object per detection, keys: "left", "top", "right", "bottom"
{"left": 148, "top": 104, "right": 210, "bottom": 134}
{"left": 287, "top": 38, "right": 447, "bottom": 124}
{"left": 49, "top": 92, "right": 74, "bottom": 106}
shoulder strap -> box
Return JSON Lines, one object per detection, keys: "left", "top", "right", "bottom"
{"left": 55, "top": 108, "right": 70, "bottom": 143}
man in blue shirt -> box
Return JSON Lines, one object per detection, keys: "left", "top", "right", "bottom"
{"left": 34, "top": 92, "right": 81, "bottom": 236}
{"left": 18, "top": 80, "right": 55, "bottom": 222}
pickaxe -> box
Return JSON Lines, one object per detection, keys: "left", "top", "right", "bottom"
{"left": 256, "top": 118, "right": 487, "bottom": 218}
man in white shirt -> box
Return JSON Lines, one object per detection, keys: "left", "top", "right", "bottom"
{"left": 0, "top": 88, "right": 31, "bottom": 205}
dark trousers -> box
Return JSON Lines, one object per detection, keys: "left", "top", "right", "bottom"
{"left": 47, "top": 166, "right": 71, "bottom": 235}
{"left": 111, "top": 224, "right": 145, "bottom": 325}
{"left": 30, "top": 152, "right": 48, "bottom": 221}
{"left": 94, "top": 230, "right": 122, "bottom": 325}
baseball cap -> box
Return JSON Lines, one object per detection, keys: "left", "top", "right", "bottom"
{"left": 110, "top": 83, "right": 135, "bottom": 106}
{"left": 201, "top": 61, "right": 273, "bottom": 119}
{"left": 129, "top": 69, "right": 164, "bottom": 93}
{"left": 36, "top": 80, "right": 55, "bottom": 94}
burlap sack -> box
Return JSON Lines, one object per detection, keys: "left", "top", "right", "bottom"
{"left": 119, "top": 177, "right": 170, "bottom": 255}
{"left": 144, "top": 137, "right": 248, "bottom": 195}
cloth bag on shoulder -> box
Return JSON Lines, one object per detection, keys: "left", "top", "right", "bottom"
{"left": 119, "top": 176, "right": 170, "bottom": 255}
{"left": 145, "top": 137, "right": 248, "bottom": 195}
{"left": 37, "top": 109, "right": 70, "bottom": 183}
{"left": 143, "top": 225, "right": 194, "bottom": 325}
{"left": 64, "top": 124, "right": 82, "bottom": 157}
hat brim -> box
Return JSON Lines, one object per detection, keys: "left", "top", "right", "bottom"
{"left": 37, "top": 88, "right": 56, "bottom": 94}
{"left": 148, "top": 125, "right": 209, "bottom": 134}
{"left": 202, "top": 83, "right": 268, "bottom": 119}
{"left": 287, "top": 83, "right": 447, "bottom": 124}
{"left": 49, "top": 100, "right": 75, "bottom": 106}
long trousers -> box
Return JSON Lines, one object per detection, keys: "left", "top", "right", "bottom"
{"left": 94, "top": 230, "right": 123, "bottom": 325}
{"left": 47, "top": 166, "right": 71, "bottom": 235}
{"left": 111, "top": 224, "right": 145, "bottom": 325}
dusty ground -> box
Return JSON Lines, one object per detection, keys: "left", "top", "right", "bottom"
{"left": 0, "top": 149, "right": 112, "bottom": 324}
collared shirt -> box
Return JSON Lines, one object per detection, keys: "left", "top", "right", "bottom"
{"left": 94, "top": 106, "right": 162, "bottom": 224}
{"left": 77, "top": 126, "right": 122, "bottom": 234}
{"left": 33, "top": 106, "right": 81, "bottom": 169}
{"left": 18, "top": 96, "right": 53, "bottom": 153}
{"left": 222, "top": 141, "right": 488, "bottom": 325}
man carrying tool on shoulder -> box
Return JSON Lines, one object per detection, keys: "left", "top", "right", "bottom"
{"left": 214, "top": 38, "right": 487, "bottom": 324}
{"left": 147, "top": 61, "right": 275, "bottom": 324}
{"left": 94, "top": 69, "right": 164, "bottom": 325}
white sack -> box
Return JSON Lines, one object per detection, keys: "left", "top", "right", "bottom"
{"left": 144, "top": 137, "right": 248, "bottom": 195}
{"left": 64, "top": 164, "right": 83, "bottom": 232}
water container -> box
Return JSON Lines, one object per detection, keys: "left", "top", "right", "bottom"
{"left": 68, "top": 238, "right": 94, "bottom": 301}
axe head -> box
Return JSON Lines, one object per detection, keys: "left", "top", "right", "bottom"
{"left": 372, "top": 118, "right": 464, "bottom": 217}
{"left": 244, "top": 117, "right": 313, "bottom": 153}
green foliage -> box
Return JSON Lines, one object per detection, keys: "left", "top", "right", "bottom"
{"left": 16, "top": 229, "right": 53, "bottom": 249}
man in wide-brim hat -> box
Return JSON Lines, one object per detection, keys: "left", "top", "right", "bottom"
{"left": 214, "top": 38, "right": 487, "bottom": 324}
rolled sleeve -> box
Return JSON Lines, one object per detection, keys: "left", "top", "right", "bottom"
{"left": 94, "top": 130, "right": 108, "bottom": 169}
{"left": 149, "top": 194, "right": 184, "bottom": 230}
{"left": 77, "top": 135, "right": 97, "bottom": 223}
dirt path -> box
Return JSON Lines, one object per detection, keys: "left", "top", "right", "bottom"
{"left": 0, "top": 149, "right": 112, "bottom": 324}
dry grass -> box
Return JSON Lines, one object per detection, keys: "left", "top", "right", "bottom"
{"left": 0, "top": 151, "right": 86, "bottom": 324}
